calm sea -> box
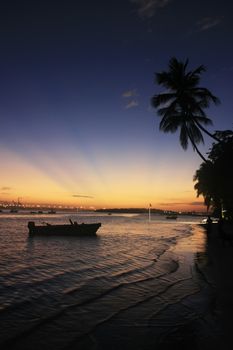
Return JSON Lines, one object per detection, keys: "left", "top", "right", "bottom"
{"left": 0, "top": 212, "right": 208, "bottom": 349}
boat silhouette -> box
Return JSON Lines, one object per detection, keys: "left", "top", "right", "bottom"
{"left": 28, "top": 220, "right": 101, "bottom": 236}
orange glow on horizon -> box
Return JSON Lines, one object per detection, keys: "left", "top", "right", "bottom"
{"left": 0, "top": 147, "right": 206, "bottom": 212}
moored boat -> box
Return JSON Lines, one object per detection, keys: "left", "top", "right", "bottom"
{"left": 10, "top": 209, "right": 18, "bottom": 213}
{"left": 28, "top": 220, "right": 101, "bottom": 236}
{"left": 166, "top": 215, "right": 177, "bottom": 220}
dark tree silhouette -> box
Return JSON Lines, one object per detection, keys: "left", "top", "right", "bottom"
{"left": 194, "top": 130, "right": 233, "bottom": 219}
{"left": 151, "top": 57, "right": 221, "bottom": 162}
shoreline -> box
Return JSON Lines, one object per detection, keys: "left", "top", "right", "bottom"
{"left": 68, "top": 223, "right": 233, "bottom": 350}
{"left": 197, "top": 223, "right": 233, "bottom": 345}
{"left": 88, "top": 223, "right": 233, "bottom": 349}
{"left": 168, "top": 222, "right": 233, "bottom": 349}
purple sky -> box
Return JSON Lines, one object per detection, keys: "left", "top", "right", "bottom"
{"left": 0, "top": 0, "right": 232, "bottom": 209}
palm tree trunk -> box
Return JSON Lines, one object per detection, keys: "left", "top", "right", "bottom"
{"left": 186, "top": 127, "right": 207, "bottom": 162}
{"left": 194, "top": 120, "right": 222, "bottom": 143}
{"left": 190, "top": 139, "right": 207, "bottom": 162}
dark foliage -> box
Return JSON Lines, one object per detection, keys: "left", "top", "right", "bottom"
{"left": 194, "top": 130, "right": 233, "bottom": 219}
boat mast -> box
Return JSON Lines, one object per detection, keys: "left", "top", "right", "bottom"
{"left": 148, "top": 203, "right": 152, "bottom": 222}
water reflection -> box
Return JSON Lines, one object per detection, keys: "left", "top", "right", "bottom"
{"left": 2, "top": 214, "right": 221, "bottom": 349}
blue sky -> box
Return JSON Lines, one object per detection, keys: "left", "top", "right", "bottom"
{"left": 0, "top": 0, "right": 232, "bottom": 209}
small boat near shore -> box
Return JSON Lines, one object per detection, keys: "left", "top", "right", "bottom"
{"left": 166, "top": 215, "right": 177, "bottom": 220}
{"left": 28, "top": 220, "right": 101, "bottom": 236}
{"left": 10, "top": 209, "right": 18, "bottom": 213}
{"left": 200, "top": 217, "right": 219, "bottom": 228}
{"left": 48, "top": 210, "right": 56, "bottom": 214}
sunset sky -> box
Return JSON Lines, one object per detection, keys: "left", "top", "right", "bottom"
{"left": 0, "top": 0, "right": 232, "bottom": 211}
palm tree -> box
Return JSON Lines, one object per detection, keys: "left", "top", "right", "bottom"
{"left": 151, "top": 57, "right": 221, "bottom": 162}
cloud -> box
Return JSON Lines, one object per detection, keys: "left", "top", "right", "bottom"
{"left": 72, "top": 194, "right": 94, "bottom": 199}
{"left": 158, "top": 202, "right": 185, "bottom": 206}
{"left": 122, "top": 89, "right": 139, "bottom": 109}
{"left": 122, "top": 89, "right": 138, "bottom": 98}
{"left": 130, "top": 0, "right": 171, "bottom": 18}
{"left": 1, "top": 186, "right": 11, "bottom": 191}
{"left": 158, "top": 201, "right": 204, "bottom": 207}
{"left": 189, "top": 201, "right": 204, "bottom": 206}
{"left": 196, "top": 16, "right": 223, "bottom": 32}
{"left": 125, "top": 100, "right": 139, "bottom": 109}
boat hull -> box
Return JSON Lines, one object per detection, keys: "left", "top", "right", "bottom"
{"left": 28, "top": 222, "right": 101, "bottom": 236}
{"left": 166, "top": 216, "right": 177, "bottom": 220}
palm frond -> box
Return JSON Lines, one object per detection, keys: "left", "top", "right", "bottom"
{"left": 159, "top": 116, "right": 180, "bottom": 133}
{"left": 157, "top": 106, "right": 178, "bottom": 117}
{"left": 151, "top": 93, "right": 176, "bottom": 108}
{"left": 194, "top": 88, "right": 221, "bottom": 105}
{"left": 188, "top": 124, "right": 205, "bottom": 144}
{"left": 180, "top": 125, "right": 189, "bottom": 150}
{"left": 190, "top": 64, "right": 206, "bottom": 76}
{"left": 155, "top": 72, "right": 174, "bottom": 89}
{"left": 151, "top": 57, "right": 220, "bottom": 160}
{"left": 183, "top": 58, "right": 189, "bottom": 71}
{"left": 194, "top": 115, "right": 213, "bottom": 126}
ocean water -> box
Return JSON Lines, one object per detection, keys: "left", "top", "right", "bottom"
{"left": 0, "top": 212, "right": 212, "bottom": 349}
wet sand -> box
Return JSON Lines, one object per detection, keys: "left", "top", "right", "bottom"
{"left": 72, "top": 224, "right": 233, "bottom": 350}
{"left": 196, "top": 223, "right": 233, "bottom": 349}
